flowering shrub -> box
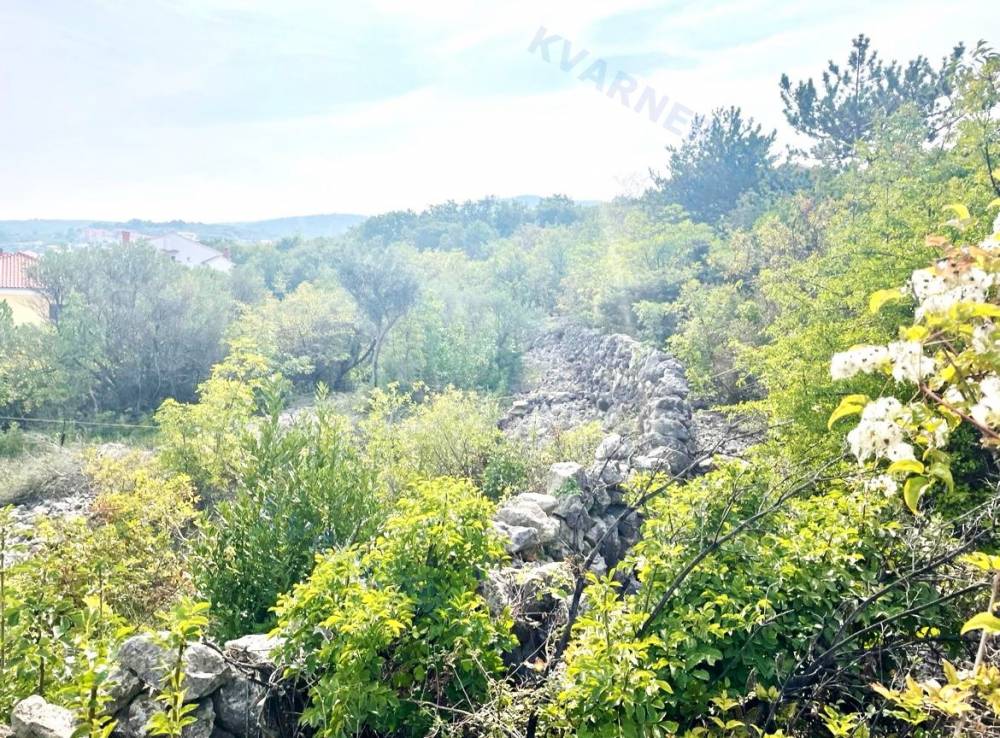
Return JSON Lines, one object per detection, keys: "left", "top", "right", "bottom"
{"left": 829, "top": 202, "right": 1000, "bottom": 513}
{"left": 829, "top": 203, "right": 1000, "bottom": 732}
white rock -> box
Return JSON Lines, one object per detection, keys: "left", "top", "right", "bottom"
{"left": 595, "top": 434, "right": 630, "bottom": 461}
{"left": 545, "top": 462, "right": 587, "bottom": 496}
{"left": 495, "top": 501, "right": 559, "bottom": 543}
{"left": 223, "top": 634, "right": 283, "bottom": 668}
{"left": 119, "top": 635, "right": 230, "bottom": 702}
{"left": 512, "top": 492, "right": 558, "bottom": 514}
{"left": 11, "top": 696, "right": 75, "bottom": 738}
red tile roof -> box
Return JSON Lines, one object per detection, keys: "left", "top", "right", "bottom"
{"left": 0, "top": 251, "right": 40, "bottom": 290}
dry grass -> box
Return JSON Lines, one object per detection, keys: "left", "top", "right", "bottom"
{"left": 0, "top": 440, "right": 90, "bottom": 506}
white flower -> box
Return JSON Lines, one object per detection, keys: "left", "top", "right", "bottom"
{"left": 846, "top": 397, "right": 911, "bottom": 464}
{"left": 971, "top": 374, "right": 1000, "bottom": 428}
{"left": 865, "top": 474, "right": 899, "bottom": 497}
{"left": 910, "top": 268, "right": 949, "bottom": 302}
{"left": 886, "top": 341, "right": 936, "bottom": 385}
{"left": 886, "top": 441, "right": 916, "bottom": 461}
{"left": 994, "top": 210, "right": 1000, "bottom": 236}
{"left": 910, "top": 265, "right": 996, "bottom": 321}
{"left": 973, "top": 321, "right": 999, "bottom": 354}
{"left": 830, "top": 345, "right": 890, "bottom": 380}
{"left": 981, "top": 375, "right": 1000, "bottom": 399}
{"left": 943, "top": 386, "right": 965, "bottom": 405}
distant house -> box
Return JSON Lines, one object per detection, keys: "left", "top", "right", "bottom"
{"left": 144, "top": 232, "right": 233, "bottom": 272}
{"left": 0, "top": 251, "right": 48, "bottom": 325}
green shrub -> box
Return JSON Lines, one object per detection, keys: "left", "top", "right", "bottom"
{"left": 362, "top": 385, "right": 524, "bottom": 499}
{"left": 195, "top": 394, "right": 383, "bottom": 639}
{"left": 155, "top": 342, "right": 280, "bottom": 492}
{"left": 545, "top": 453, "right": 951, "bottom": 736}
{"left": 0, "top": 453, "right": 197, "bottom": 718}
{"left": 0, "top": 424, "right": 27, "bottom": 458}
{"left": 275, "top": 478, "right": 514, "bottom": 738}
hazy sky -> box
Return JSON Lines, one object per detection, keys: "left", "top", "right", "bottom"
{"left": 0, "top": 0, "right": 995, "bottom": 221}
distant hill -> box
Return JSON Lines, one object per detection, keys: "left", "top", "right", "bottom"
{"left": 0, "top": 198, "right": 604, "bottom": 249}
{"left": 0, "top": 213, "right": 367, "bottom": 247}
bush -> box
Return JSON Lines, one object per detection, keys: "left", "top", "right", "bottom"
{"left": 274, "top": 478, "right": 514, "bottom": 738}
{"left": 0, "top": 453, "right": 197, "bottom": 717}
{"left": 195, "top": 395, "right": 383, "bottom": 639}
{"left": 362, "top": 385, "right": 524, "bottom": 499}
{"left": 545, "top": 455, "right": 949, "bottom": 736}
{"left": 155, "top": 342, "right": 280, "bottom": 493}
{"left": 0, "top": 423, "right": 27, "bottom": 458}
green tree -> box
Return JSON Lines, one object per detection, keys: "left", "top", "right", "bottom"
{"left": 648, "top": 106, "right": 777, "bottom": 225}
{"left": 231, "top": 281, "right": 370, "bottom": 389}
{"left": 780, "top": 34, "right": 965, "bottom": 162}
{"left": 334, "top": 244, "right": 418, "bottom": 387}
{"left": 32, "top": 243, "right": 233, "bottom": 416}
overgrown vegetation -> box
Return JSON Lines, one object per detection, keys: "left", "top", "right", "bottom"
{"left": 0, "top": 32, "right": 999, "bottom": 738}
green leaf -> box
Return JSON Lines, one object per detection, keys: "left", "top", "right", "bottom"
{"left": 968, "top": 303, "right": 1000, "bottom": 319}
{"left": 927, "top": 462, "right": 954, "bottom": 492}
{"left": 944, "top": 203, "right": 971, "bottom": 221}
{"left": 902, "top": 476, "right": 929, "bottom": 514}
{"left": 828, "top": 395, "right": 868, "bottom": 430}
{"left": 869, "top": 287, "right": 906, "bottom": 314}
{"left": 961, "top": 611, "right": 1000, "bottom": 635}
{"left": 887, "top": 459, "right": 924, "bottom": 475}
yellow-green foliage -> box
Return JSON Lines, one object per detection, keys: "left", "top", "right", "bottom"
{"left": 275, "top": 478, "right": 515, "bottom": 738}
{"left": 0, "top": 453, "right": 198, "bottom": 718}
{"left": 155, "top": 341, "right": 279, "bottom": 491}
{"left": 85, "top": 452, "right": 198, "bottom": 621}
{"left": 362, "top": 384, "right": 525, "bottom": 499}
{"left": 544, "top": 453, "right": 937, "bottom": 737}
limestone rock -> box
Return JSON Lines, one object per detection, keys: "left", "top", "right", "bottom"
{"left": 223, "top": 634, "right": 283, "bottom": 669}
{"left": 119, "top": 635, "right": 230, "bottom": 701}
{"left": 105, "top": 668, "right": 144, "bottom": 716}
{"left": 513, "top": 492, "right": 558, "bottom": 514}
{"left": 494, "top": 521, "right": 541, "bottom": 554}
{"left": 545, "top": 462, "right": 587, "bottom": 496}
{"left": 483, "top": 562, "right": 573, "bottom": 618}
{"left": 11, "top": 696, "right": 75, "bottom": 738}
{"left": 213, "top": 675, "right": 268, "bottom": 738}
{"left": 495, "top": 499, "right": 559, "bottom": 543}
{"left": 595, "top": 434, "right": 630, "bottom": 461}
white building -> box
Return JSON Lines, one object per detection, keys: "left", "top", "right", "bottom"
{"left": 145, "top": 233, "right": 233, "bottom": 273}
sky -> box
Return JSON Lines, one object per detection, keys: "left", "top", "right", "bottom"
{"left": 0, "top": 0, "right": 996, "bottom": 222}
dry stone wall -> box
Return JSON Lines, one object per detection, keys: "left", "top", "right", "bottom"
{"left": 501, "top": 324, "right": 694, "bottom": 473}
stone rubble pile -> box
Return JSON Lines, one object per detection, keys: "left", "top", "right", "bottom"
{"left": 9, "top": 634, "right": 282, "bottom": 738}
{"left": 501, "top": 324, "right": 694, "bottom": 473}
